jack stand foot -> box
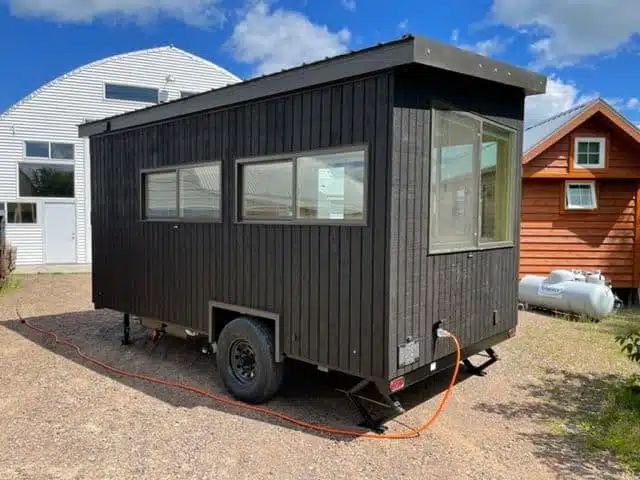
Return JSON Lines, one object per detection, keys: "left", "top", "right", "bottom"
{"left": 146, "top": 324, "right": 169, "bottom": 359}
{"left": 463, "top": 348, "right": 499, "bottom": 376}
{"left": 343, "top": 379, "right": 397, "bottom": 434}
{"left": 122, "top": 313, "right": 131, "bottom": 346}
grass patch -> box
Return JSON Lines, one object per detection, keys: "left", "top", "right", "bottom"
{"left": 578, "top": 375, "right": 640, "bottom": 474}
{"left": 0, "top": 275, "right": 22, "bottom": 296}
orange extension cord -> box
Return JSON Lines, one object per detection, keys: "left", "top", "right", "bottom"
{"left": 16, "top": 312, "right": 461, "bottom": 440}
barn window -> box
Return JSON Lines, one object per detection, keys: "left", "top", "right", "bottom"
{"left": 18, "top": 163, "right": 75, "bottom": 198}
{"left": 565, "top": 181, "right": 597, "bottom": 210}
{"left": 24, "top": 141, "right": 75, "bottom": 160}
{"left": 429, "top": 107, "right": 515, "bottom": 253}
{"left": 24, "top": 141, "right": 50, "bottom": 158}
{"left": 105, "top": 83, "right": 159, "bottom": 103}
{"left": 7, "top": 202, "right": 37, "bottom": 224}
{"left": 574, "top": 137, "right": 605, "bottom": 168}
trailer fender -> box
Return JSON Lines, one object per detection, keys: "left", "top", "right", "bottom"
{"left": 208, "top": 300, "right": 283, "bottom": 362}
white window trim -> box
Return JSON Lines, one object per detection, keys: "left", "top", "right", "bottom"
{"left": 103, "top": 82, "right": 160, "bottom": 104}
{"left": 565, "top": 180, "right": 597, "bottom": 210}
{"left": 23, "top": 140, "right": 75, "bottom": 161}
{"left": 573, "top": 136, "right": 606, "bottom": 169}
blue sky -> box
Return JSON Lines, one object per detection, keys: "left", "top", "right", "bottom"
{"left": 1, "top": 0, "right": 639, "bottom": 126}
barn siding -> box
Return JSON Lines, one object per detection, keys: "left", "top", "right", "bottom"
{"left": 91, "top": 73, "right": 393, "bottom": 380}
{"left": 0, "top": 46, "right": 240, "bottom": 267}
{"left": 388, "top": 68, "right": 524, "bottom": 379}
{"left": 520, "top": 179, "right": 636, "bottom": 287}
{"left": 524, "top": 114, "right": 640, "bottom": 178}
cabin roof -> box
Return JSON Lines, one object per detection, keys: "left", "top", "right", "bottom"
{"left": 78, "top": 33, "right": 547, "bottom": 138}
{"left": 523, "top": 97, "right": 640, "bottom": 163}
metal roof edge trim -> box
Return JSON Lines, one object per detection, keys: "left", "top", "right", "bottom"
{"left": 412, "top": 36, "right": 547, "bottom": 96}
{"left": 78, "top": 34, "right": 547, "bottom": 137}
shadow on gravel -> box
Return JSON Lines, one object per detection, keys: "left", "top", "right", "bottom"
{"left": 474, "top": 367, "right": 630, "bottom": 480}
{"left": 1, "top": 309, "right": 482, "bottom": 442}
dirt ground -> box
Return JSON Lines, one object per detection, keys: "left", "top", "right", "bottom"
{"left": 0, "top": 273, "right": 638, "bottom": 480}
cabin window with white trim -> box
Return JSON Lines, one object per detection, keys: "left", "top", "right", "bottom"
{"left": 574, "top": 137, "right": 605, "bottom": 168}
{"left": 141, "top": 161, "right": 221, "bottom": 221}
{"left": 429, "top": 108, "right": 516, "bottom": 253}
{"left": 24, "top": 141, "right": 75, "bottom": 160}
{"left": 565, "top": 181, "right": 597, "bottom": 210}
{"left": 18, "top": 162, "right": 75, "bottom": 198}
{"left": 105, "top": 83, "right": 159, "bottom": 103}
{"left": 7, "top": 202, "right": 37, "bottom": 224}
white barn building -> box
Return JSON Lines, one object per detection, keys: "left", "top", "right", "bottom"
{"left": 0, "top": 46, "right": 241, "bottom": 270}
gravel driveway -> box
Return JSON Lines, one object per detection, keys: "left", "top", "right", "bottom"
{"left": 0, "top": 273, "right": 637, "bottom": 480}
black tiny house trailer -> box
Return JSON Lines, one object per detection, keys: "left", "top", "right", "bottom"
{"left": 79, "top": 34, "right": 546, "bottom": 429}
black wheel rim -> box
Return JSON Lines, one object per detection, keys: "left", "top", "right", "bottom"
{"left": 229, "top": 339, "right": 256, "bottom": 384}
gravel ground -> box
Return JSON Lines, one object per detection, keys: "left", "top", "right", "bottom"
{"left": 0, "top": 273, "right": 638, "bottom": 480}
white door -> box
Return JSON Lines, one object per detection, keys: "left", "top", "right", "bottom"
{"left": 44, "top": 203, "right": 76, "bottom": 264}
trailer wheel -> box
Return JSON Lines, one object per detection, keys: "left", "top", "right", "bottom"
{"left": 216, "top": 316, "right": 284, "bottom": 404}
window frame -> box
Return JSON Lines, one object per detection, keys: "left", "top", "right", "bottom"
{"left": 104, "top": 82, "right": 160, "bottom": 104}
{"left": 5, "top": 201, "right": 38, "bottom": 225}
{"left": 17, "top": 160, "right": 76, "bottom": 200}
{"left": 428, "top": 103, "right": 517, "bottom": 255}
{"left": 234, "top": 144, "right": 368, "bottom": 226}
{"left": 564, "top": 180, "right": 598, "bottom": 211}
{"left": 573, "top": 136, "right": 606, "bottom": 169}
{"left": 139, "top": 160, "right": 222, "bottom": 223}
{"left": 24, "top": 140, "right": 75, "bottom": 161}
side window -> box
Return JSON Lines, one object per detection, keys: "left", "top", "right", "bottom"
{"left": 142, "top": 161, "right": 222, "bottom": 221}
{"left": 236, "top": 147, "right": 367, "bottom": 224}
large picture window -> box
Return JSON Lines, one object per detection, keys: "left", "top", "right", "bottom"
{"left": 19, "top": 163, "right": 75, "bottom": 198}
{"left": 142, "top": 161, "right": 221, "bottom": 221}
{"left": 429, "top": 108, "right": 515, "bottom": 253}
{"left": 237, "top": 147, "right": 366, "bottom": 224}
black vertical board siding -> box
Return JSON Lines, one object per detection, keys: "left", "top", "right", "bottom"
{"left": 328, "top": 227, "right": 341, "bottom": 367}
{"left": 299, "top": 226, "right": 310, "bottom": 360}
{"left": 387, "top": 68, "right": 524, "bottom": 379}
{"left": 90, "top": 72, "right": 393, "bottom": 379}
{"left": 308, "top": 227, "right": 320, "bottom": 362}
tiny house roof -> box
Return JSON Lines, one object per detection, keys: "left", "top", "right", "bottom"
{"left": 78, "top": 33, "right": 547, "bottom": 138}
{"left": 523, "top": 97, "right": 640, "bottom": 163}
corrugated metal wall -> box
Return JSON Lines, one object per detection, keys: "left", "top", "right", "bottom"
{"left": 0, "top": 46, "right": 240, "bottom": 266}
{"left": 388, "top": 68, "right": 524, "bottom": 379}
{"left": 91, "top": 72, "right": 394, "bottom": 380}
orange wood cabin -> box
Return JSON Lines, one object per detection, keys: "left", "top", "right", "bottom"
{"left": 521, "top": 98, "right": 640, "bottom": 295}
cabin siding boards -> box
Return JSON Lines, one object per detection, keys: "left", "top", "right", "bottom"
{"left": 520, "top": 179, "right": 636, "bottom": 287}
{"left": 522, "top": 105, "right": 640, "bottom": 289}
{"left": 91, "top": 73, "right": 393, "bottom": 380}
{"left": 387, "top": 70, "right": 524, "bottom": 379}
{"left": 524, "top": 114, "right": 640, "bottom": 178}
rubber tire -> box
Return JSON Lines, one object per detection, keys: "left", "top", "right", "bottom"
{"left": 216, "top": 316, "right": 284, "bottom": 404}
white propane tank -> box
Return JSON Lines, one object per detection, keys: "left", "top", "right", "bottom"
{"left": 518, "top": 270, "right": 616, "bottom": 320}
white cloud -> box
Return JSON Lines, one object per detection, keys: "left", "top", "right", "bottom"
{"left": 6, "top": 0, "right": 225, "bottom": 26}
{"left": 490, "top": 0, "right": 640, "bottom": 67}
{"left": 524, "top": 75, "right": 598, "bottom": 126}
{"left": 450, "top": 29, "right": 459, "bottom": 43}
{"left": 457, "top": 37, "right": 508, "bottom": 57}
{"left": 627, "top": 97, "right": 640, "bottom": 110}
{"left": 226, "top": 1, "right": 350, "bottom": 77}
{"left": 341, "top": 0, "right": 356, "bottom": 11}
{"left": 398, "top": 19, "right": 409, "bottom": 32}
